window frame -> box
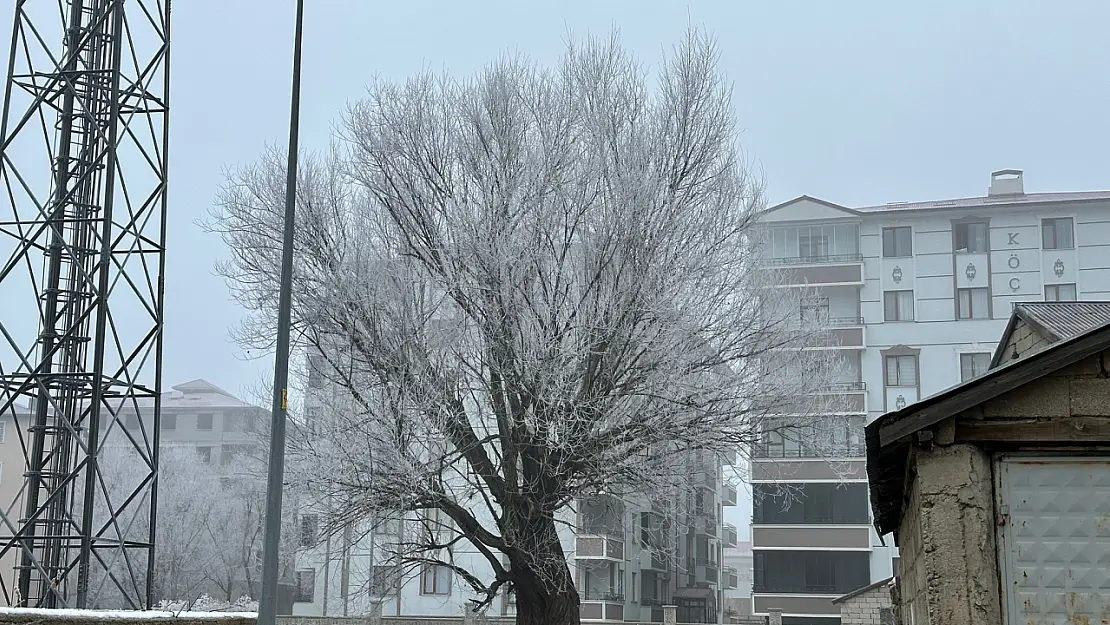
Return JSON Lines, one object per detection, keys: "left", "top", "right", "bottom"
{"left": 959, "top": 352, "right": 991, "bottom": 382}
{"left": 885, "top": 354, "right": 918, "bottom": 388}
{"left": 196, "top": 446, "right": 212, "bottom": 464}
{"left": 957, "top": 287, "right": 990, "bottom": 320}
{"left": 883, "top": 290, "right": 914, "bottom": 322}
{"left": 196, "top": 413, "right": 213, "bottom": 431}
{"left": 300, "top": 515, "right": 319, "bottom": 547}
{"left": 293, "top": 569, "right": 316, "bottom": 603}
{"left": 420, "top": 563, "right": 453, "bottom": 596}
{"left": 881, "top": 226, "right": 913, "bottom": 258}
{"left": 1041, "top": 217, "right": 1075, "bottom": 250}
{"left": 161, "top": 413, "right": 177, "bottom": 431}
{"left": 1044, "top": 283, "right": 1077, "bottom": 302}
{"left": 954, "top": 221, "right": 989, "bottom": 254}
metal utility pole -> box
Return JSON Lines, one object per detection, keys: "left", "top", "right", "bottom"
{"left": 0, "top": 0, "right": 171, "bottom": 609}
{"left": 259, "top": 0, "right": 305, "bottom": 623}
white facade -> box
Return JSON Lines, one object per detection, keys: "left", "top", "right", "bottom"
{"left": 752, "top": 170, "right": 1110, "bottom": 623}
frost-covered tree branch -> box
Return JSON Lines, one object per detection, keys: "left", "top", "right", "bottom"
{"left": 206, "top": 27, "right": 843, "bottom": 625}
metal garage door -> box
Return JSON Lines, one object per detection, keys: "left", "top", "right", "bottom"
{"left": 998, "top": 456, "right": 1110, "bottom": 624}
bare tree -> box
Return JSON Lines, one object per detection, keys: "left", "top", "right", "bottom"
{"left": 91, "top": 445, "right": 222, "bottom": 608}
{"left": 207, "top": 29, "right": 839, "bottom": 625}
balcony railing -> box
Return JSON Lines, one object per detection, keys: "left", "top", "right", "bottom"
{"left": 826, "top": 316, "right": 865, "bottom": 327}
{"left": 766, "top": 253, "right": 864, "bottom": 266}
{"left": 820, "top": 381, "right": 867, "bottom": 392}
{"left": 751, "top": 442, "right": 866, "bottom": 459}
{"left": 580, "top": 590, "right": 625, "bottom": 602}
{"left": 724, "top": 523, "right": 738, "bottom": 547}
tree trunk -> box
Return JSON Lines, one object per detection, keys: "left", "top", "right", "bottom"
{"left": 510, "top": 517, "right": 581, "bottom": 625}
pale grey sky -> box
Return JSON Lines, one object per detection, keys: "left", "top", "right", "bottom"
{"left": 157, "top": 0, "right": 1110, "bottom": 397}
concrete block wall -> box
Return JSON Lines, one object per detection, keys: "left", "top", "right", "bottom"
{"left": 895, "top": 444, "right": 1001, "bottom": 625}
{"left": 837, "top": 583, "right": 892, "bottom": 625}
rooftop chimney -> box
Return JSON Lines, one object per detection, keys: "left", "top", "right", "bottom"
{"left": 989, "top": 169, "right": 1024, "bottom": 196}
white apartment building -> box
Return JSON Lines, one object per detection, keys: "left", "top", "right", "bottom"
{"left": 292, "top": 354, "right": 743, "bottom": 623}
{"left": 752, "top": 170, "right": 1110, "bottom": 625}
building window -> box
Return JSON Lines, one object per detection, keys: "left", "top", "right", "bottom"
{"left": 371, "top": 565, "right": 402, "bottom": 597}
{"left": 883, "top": 290, "right": 914, "bottom": 322}
{"left": 882, "top": 227, "right": 912, "bottom": 258}
{"left": 798, "top": 234, "right": 829, "bottom": 260}
{"left": 196, "top": 413, "right": 213, "bottom": 431}
{"left": 753, "top": 550, "right": 870, "bottom": 594}
{"left": 125, "top": 413, "right": 140, "bottom": 430}
{"left": 885, "top": 355, "right": 917, "bottom": 387}
{"left": 800, "top": 296, "right": 830, "bottom": 324}
{"left": 421, "top": 564, "right": 452, "bottom": 595}
{"left": 196, "top": 446, "right": 212, "bottom": 464}
{"left": 960, "top": 353, "right": 991, "bottom": 382}
{"left": 770, "top": 224, "right": 860, "bottom": 263}
{"left": 957, "top": 287, "right": 989, "bottom": 320}
{"left": 753, "top": 483, "right": 869, "bottom": 524}
{"left": 1045, "top": 283, "right": 1077, "bottom": 302}
{"left": 954, "top": 222, "right": 989, "bottom": 254}
{"left": 220, "top": 444, "right": 254, "bottom": 466}
{"left": 300, "top": 515, "right": 319, "bottom": 547}
{"left": 1042, "top": 217, "right": 1075, "bottom": 250}
{"left": 293, "top": 569, "right": 315, "bottom": 603}
{"left": 161, "top": 413, "right": 177, "bottom": 431}
{"left": 307, "top": 353, "right": 326, "bottom": 389}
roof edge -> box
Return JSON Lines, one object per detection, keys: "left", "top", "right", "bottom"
{"left": 831, "top": 577, "right": 895, "bottom": 604}
{"left": 760, "top": 195, "right": 862, "bottom": 217}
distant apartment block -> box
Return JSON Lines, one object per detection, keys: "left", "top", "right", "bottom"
{"left": 293, "top": 350, "right": 742, "bottom": 623}
{"left": 0, "top": 380, "right": 268, "bottom": 605}
{"left": 753, "top": 170, "right": 1110, "bottom": 624}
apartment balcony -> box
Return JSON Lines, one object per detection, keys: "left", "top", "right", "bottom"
{"left": 691, "top": 559, "right": 719, "bottom": 584}
{"left": 696, "top": 469, "right": 718, "bottom": 489}
{"left": 814, "top": 380, "right": 867, "bottom": 413}
{"left": 579, "top": 591, "right": 625, "bottom": 622}
{"left": 724, "top": 566, "right": 739, "bottom": 590}
{"left": 723, "top": 483, "right": 738, "bottom": 507}
{"left": 764, "top": 253, "right": 864, "bottom": 287}
{"left": 703, "top": 516, "right": 718, "bottom": 538}
{"left": 750, "top": 441, "right": 866, "bottom": 459}
{"left": 793, "top": 318, "right": 865, "bottom": 350}
{"left": 641, "top": 549, "right": 671, "bottom": 573}
{"left": 574, "top": 535, "right": 625, "bottom": 561}
{"left": 724, "top": 523, "right": 738, "bottom": 548}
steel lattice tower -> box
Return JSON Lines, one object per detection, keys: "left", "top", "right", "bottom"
{"left": 0, "top": 0, "right": 170, "bottom": 609}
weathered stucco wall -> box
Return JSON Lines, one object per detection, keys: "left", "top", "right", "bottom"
{"left": 895, "top": 350, "right": 1110, "bottom": 622}
{"left": 837, "top": 583, "right": 893, "bottom": 625}
{"left": 895, "top": 444, "right": 1000, "bottom": 625}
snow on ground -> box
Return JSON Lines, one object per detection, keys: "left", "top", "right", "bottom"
{"left": 0, "top": 607, "right": 256, "bottom": 620}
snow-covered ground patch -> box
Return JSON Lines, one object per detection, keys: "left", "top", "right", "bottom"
{"left": 0, "top": 606, "right": 256, "bottom": 621}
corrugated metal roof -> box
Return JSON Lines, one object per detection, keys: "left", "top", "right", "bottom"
{"left": 1014, "top": 301, "right": 1110, "bottom": 342}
